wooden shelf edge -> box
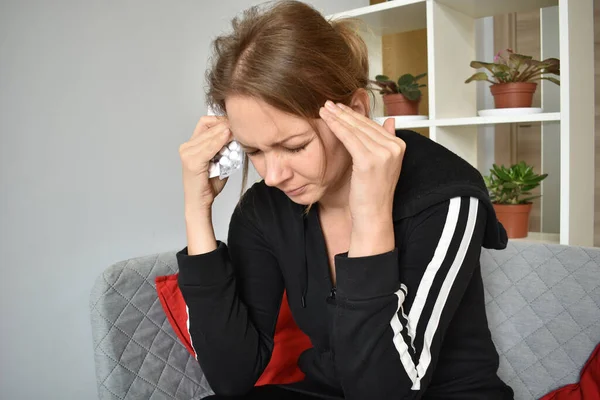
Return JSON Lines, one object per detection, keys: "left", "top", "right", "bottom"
{"left": 373, "top": 116, "right": 432, "bottom": 129}
{"left": 435, "top": 112, "right": 561, "bottom": 127}
{"left": 372, "top": 112, "right": 560, "bottom": 129}
{"left": 509, "top": 232, "right": 561, "bottom": 244}
{"left": 326, "top": 0, "right": 425, "bottom": 20}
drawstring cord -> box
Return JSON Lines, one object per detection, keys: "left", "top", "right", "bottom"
{"left": 301, "top": 211, "right": 308, "bottom": 308}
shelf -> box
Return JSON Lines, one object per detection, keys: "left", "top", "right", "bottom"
{"left": 435, "top": 0, "right": 558, "bottom": 18}
{"left": 326, "top": 0, "right": 558, "bottom": 35}
{"left": 509, "top": 232, "right": 560, "bottom": 244}
{"left": 327, "top": 0, "right": 594, "bottom": 246}
{"left": 327, "top": 0, "right": 426, "bottom": 35}
{"left": 435, "top": 112, "right": 560, "bottom": 127}
{"left": 373, "top": 116, "right": 431, "bottom": 129}
{"left": 373, "top": 112, "right": 560, "bottom": 128}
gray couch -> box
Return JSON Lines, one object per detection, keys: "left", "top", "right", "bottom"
{"left": 90, "top": 241, "right": 600, "bottom": 399}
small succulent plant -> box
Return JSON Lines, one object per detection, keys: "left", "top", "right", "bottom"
{"left": 484, "top": 161, "right": 548, "bottom": 205}
{"left": 369, "top": 73, "right": 427, "bottom": 101}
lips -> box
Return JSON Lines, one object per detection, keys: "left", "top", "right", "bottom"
{"left": 284, "top": 185, "right": 307, "bottom": 196}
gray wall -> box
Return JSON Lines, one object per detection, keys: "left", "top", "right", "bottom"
{"left": 475, "top": 16, "right": 496, "bottom": 177}
{"left": 0, "top": 0, "right": 366, "bottom": 398}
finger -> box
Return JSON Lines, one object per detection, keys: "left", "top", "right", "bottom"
{"left": 328, "top": 102, "right": 395, "bottom": 147}
{"left": 319, "top": 106, "right": 368, "bottom": 158}
{"left": 341, "top": 103, "right": 396, "bottom": 138}
{"left": 339, "top": 104, "right": 396, "bottom": 142}
{"left": 188, "top": 122, "right": 230, "bottom": 148}
{"left": 324, "top": 103, "right": 406, "bottom": 161}
{"left": 197, "top": 129, "right": 233, "bottom": 160}
{"left": 182, "top": 125, "right": 232, "bottom": 161}
{"left": 322, "top": 102, "right": 387, "bottom": 151}
{"left": 195, "top": 129, "right": 233, "bottom": 158}
{"left": 190, "top": 115, "right": 228, "bottom": 140}
{"left": 382, "top": 117, "right": 396, "bottom": 136}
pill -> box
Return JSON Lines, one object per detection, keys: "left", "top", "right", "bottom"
{"left": 219, "top": 147, "right": 230, "bottom": 156}
{"left": 229, "top": 151, "right": 240, "bottom": 161}
{"left": 228, "top": 141, "right": 240, "bottom": 151}
{"left": 219, "top": 157, "right": 232, "bottom": 167}
{"left": 209, "top": 163, "right": 220, "bottom": 177}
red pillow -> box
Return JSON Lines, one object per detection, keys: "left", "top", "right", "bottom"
{"left": 539, "top": 342, "right": 600, "bottom": 400}
{"left": 155, "top": 273, "right": 312, "bottom": 386}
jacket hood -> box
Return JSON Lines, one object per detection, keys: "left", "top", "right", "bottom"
{"left": 391, "top": 129, "right": 507, "bottom": 250}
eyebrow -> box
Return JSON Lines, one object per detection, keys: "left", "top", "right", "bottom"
{"left": 235, "top": 130, "right": 312, "bottom": 150}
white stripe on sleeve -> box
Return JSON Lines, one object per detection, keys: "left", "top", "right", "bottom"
{"left": 390, "top": 197, "right": 480, "bottom": 390}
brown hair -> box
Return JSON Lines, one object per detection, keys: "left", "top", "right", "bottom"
{"left": 205, "top": 0, "right": 373, "bottom": 201}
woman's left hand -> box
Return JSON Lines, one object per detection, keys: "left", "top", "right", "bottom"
{"left": 319, "top": 100, "right": 405, "bottom": 256}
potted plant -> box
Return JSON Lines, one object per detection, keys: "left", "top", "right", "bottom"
{"left": 369, "top": 73, "right": 427, "bottom": 116}
{"left": 484, "top": 161, "right": 548, "bottom": 238}
{"left": 465, "top": 48, "right": 560, "bottom": 108}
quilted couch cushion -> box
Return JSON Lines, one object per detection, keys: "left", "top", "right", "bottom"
{"left": 90, "top": 252, "right": 213, "bottom": 399}
{"left": 482, "top": 242, "right": 600, "bottom": 399}
{"left": 90, "top": 241, "right": 600, "bottom": 400}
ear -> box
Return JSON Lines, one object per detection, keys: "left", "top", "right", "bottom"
{"left": 348, "top": 88, "right": 371, "bottom": 118}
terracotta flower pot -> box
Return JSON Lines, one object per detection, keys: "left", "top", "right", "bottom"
{"left": 383, "top": 93, "right": 420, "bottom": 116}
{"left": 490, "top": 82, "right": 537, "bottom": 108}
{"left": 493, "top": 203, "right": 533, "bottom": 239}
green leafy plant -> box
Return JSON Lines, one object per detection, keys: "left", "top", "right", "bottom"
{"left": 465, "top": 48, "right": 560, "bottom": 85}
{"left": 484, "top": 161, "right": 548, "bottom": 205}
{"left": 369, "top": 73, "right": 427, "bottom": 101}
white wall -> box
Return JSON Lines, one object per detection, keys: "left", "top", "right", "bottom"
{"left": 0, "top": 0, "right": 366, "bottom": 398}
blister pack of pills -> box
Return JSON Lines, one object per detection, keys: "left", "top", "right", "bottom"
{"left": 208, "top": 140, "right": 243, "bottom": 179}
{"left": 206, "top": 104, "right": 243, "bottom": 180}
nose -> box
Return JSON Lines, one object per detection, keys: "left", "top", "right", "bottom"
{"left": 263, "top": 152, "right": 292, "bottom": 188}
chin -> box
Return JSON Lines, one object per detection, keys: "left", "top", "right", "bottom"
{"left": 283, "top": 184, "right": 321, "bottom": 205}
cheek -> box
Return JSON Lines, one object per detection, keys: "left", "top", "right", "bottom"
{"left": 301, "top": 136, "right": 346, "bottom": 182}
{"left": 247, "top": 153, "right": 313, "bottom": 179}
{"left": 316, "top": 123, "right": 346, "bottom": 161}
{"left": 302, "top": 146, "right": 326, "bottom": 177}
{"left": 316, "top": 119, "right": 338, "bottom": 147}
{"left": 318, "top": 130, "right": 348, "bottom": 169}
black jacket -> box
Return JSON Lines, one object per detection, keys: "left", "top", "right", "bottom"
{"left": 177, "top": 129, "right": 514, "bottom": 399}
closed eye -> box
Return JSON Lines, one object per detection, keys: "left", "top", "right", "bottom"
{"left": 246, "top": 141, "right": 311, "bottom": 156}
{"left": 285, "top": 143, "right": 309, "bottom": 153}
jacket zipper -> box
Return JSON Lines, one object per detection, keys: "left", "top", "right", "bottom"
{"left": 327, "top": 285, "right": 338, "bottom": 382}
{"left": 327, "top": 286, "right": 336, "bottom": 304}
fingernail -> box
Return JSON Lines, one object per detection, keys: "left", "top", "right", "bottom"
{"left": 336, "top": 103, "right": 346, "bottom": 110}
{"left": 325, "top": 100, "right": 337, "bottom": 111}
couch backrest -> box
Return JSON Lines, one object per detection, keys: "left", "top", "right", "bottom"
{"left": 90, "top": 252, "right": 212, "bottom": 400}
{"left": 90, "top": 242, "right": 600, "bottom": 400}
{"left": 482, "top": 241, "right": 600, "bottom": 399}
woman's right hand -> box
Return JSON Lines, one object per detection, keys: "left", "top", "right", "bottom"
{"left": 179, "top": 115, "right": 232, "bottom": 215}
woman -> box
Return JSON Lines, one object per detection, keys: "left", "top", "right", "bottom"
{"left": 177, "top": 1, "right": 514, "bottom": 399}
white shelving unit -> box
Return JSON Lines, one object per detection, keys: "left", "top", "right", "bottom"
{"left": 328, "top": 0, "right": 595, "bottom": 246}
{"left": 510, "top": 231, "right": 561, "bottom": 244}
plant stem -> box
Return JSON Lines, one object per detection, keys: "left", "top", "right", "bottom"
{"left": 510, "top": 58, "right": 522, "bottom": 81}
{"left": 515, "top": 64, "right": 535, "bottom": 82}
{"left": 519, "top": 70, "right": 543, "bottom": 82}
{"left": 523, "top": 70, "right": 556, "bottom": 82}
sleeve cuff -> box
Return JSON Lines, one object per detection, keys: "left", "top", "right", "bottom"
{"left": 177, "top": 240, "right": 233, "bottom": 286}
{"left": 335, "top": 248, "right": 400, "bottom": 299}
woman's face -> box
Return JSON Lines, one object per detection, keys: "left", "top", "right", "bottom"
{"left": 225, "top": 95, "right": 352, "bottom": 205}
